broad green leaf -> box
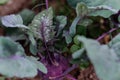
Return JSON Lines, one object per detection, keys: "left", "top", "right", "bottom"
{"left": 0, "top": 37, "right": 46, "bottom": 77}
{"left": 0, "top": 0, "right": 8, "bottom": 5}
{"left": 1, "top": 14, "right": 28, "bottom": 28}
{"left": 30, "top": 7, "right": 53, "bottom": 28}
{"left": 56, "top": 16, "right": 67, "bottom": 36}
{"left": 28, "top": 7, "right": 54, "bottom": 42}
{"left": 67, "top": 0, "right": 120, "bottom": 18}
{"left": 109, "top": 33, "right": 120, "bottom": 57}
{"left": 77, "top": 36, "right": 120, "bottom": 80}
{"left": 27, "top": 56, "right": 47, "bottom": 74}
{"left": 88, "top": 9, "right": 114, "bottom": 18}
{"left": 0, "top": 37, "right": 25, "bottom": 58}
{"left": 111, "top": 42, "right": 120, "bottom": 58}
{"left": 0, "top": 56, "right": 37, "bottom": 78}
{"left": 19, "top": 9, "right": 35, "bottom": 25}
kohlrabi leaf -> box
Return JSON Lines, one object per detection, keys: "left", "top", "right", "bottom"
{"left": 69, "top": 17, "right": 80, "bottom": 37}
{"left": 5, "top": 28, "right": 26, "bottom": 41}
{"left": 111, "top": 42, "right": 120, "bottom": 58}
{"left": 56, "top": 16, "right": 67, "bottom": 36}
{"left": 69, "top": 3, "right": 89, "bottom": 39}
{"left": 109, "top": 33, "right": 120, "bottom": 46}
{"left": 28, "top": 7, "right": 54, "bottom": 42}
{"left": 19, "top": 9, "right": 35, "bottom": 25}
{"left": 0, "top": 37, "right": 46, "bottom": 77}
{"left": 1, "top": 14, "right": 28, "bottom": 28}
{"left": 29, "top": 43, "right": 38, "bottom": 55}
{"left": 72, "top": 48, "right": 85, "bottom": 59}
{"left": 73, "top": 35, "right": 81, "bottom": 45}
{"left": 70, "top": 44, "right": 80, "bottom": 53}
{"left": 0, "top": 0, "right": 8, "bottom": 5}
{"left": 0, "top": 37, "right": 25, "bottom": 58}
{"left": 77, "top": 36, "right": 120, "bottom": 80}
{"left": 109, "top": 33, "right": 120, "bottom": 57}
{"left": 0, "top": 56, "right": 37, "bottom": 78}
{"left": 0, "top": 37, "right": 41, "bottom": 78}
{"left": 67, "top": 0, "right": 120, "bottom": 18}
{"left": 88, "top": 9, "right": 114, "bottom": 18}
{"left": 76, "top": 2, "right": 88, "bottom": 17}
{"left": 69, "top": 3, "right": 87, "bottom": 38}
{"left": 28, "top": 32, "right": 38, "bottom": 55}
{"left": 63, "top": 31, "right": 72, "bottom": 44}
{"left": 27, "top": 56, "right": 47, "bottom": 74}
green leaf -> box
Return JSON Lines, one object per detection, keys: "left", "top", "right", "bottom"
{"left": 70, "top": 44, "right": 80, "bottom": 53}
{"left": 0, "top": 0, "right": 8, "bottom": 5}
{"left": 78, "top": 18, "right": 93, "bottom": 26}
{"left": 27, "top": 56, "right": 47, "bottom": 74}
{"left": 111, "top": 42, "right": 120, "bottom": 58}
{"left": 67, "top": 0, "right": 120, "bottom": 18}
{"left": 109, "top": 33, "right": 120, "bottom": 57}
{"left": 72, "top": 48, "right": 85, "bottom": 59}
{"left": 0, "top": 56, "right": 38, "bottom": 78}
{"left": 109, "top": 33, "right": 120, "bottom": 46}
{"left": 73, "top": 35, "right": 81, "bottom": 45}
{"left": 69, "top": 17, "right": 80, "bottom": 37}
{"left": 0, "top": 37, "right": 46, "bottom": 78}
{"left": 30, "top": 7, "right": 53, "bottom": 28}
{"left": 63, "top": 31, "right": 72, "bottom": 44}
{"left": 19, "top": 9, "right": 35, "bottom": 25}
{"left": 76, "top": 3, "right": 88, "bottom": 17}
{"left": 0, "top": 77, "right": 5, "bottom": 80}
{"left": 29, "top": 43, "right": 38, "bottom": 55}
{"left": 56, "top": 16, "right": 67, "bottom": 36}
{"left": 88, "top": 9, "right": 114, "bottom": 18}
{"left": 5, "top": 28, "right": 26, "bottom": 41}
{"left": 28, "top": 7, "right": 54, "bottom": 41}
{"left": 77, "top": 36, "right": 120, "bottom": 80}
{"left": 0, "top": 37, "right": 25, "bottom": 58}
{"left": 1, "top": 14, "right": 28, "bottom": 28}
{"left": 28, "top": 32, "right": 38, "bottom": 55}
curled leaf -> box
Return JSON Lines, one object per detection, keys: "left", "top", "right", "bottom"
{"left": 1, "top": 14, "right": 28, "bottom": 28}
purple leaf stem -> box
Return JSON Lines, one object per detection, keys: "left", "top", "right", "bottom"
{"left": 97, "top": 27, "right": 118, "bottom": 41}
{"left": 40, "top": 22, "right": 54, "bottom": 63}
{"left": 45, "top": 0, "right": 49, "bottom": 9}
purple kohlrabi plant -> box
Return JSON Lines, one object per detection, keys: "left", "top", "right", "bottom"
{"left": 40, "top": 54, "right": 69, "bottom": 80}
{"left": 37, "top": 10, "right": 72, "bottom": 80}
